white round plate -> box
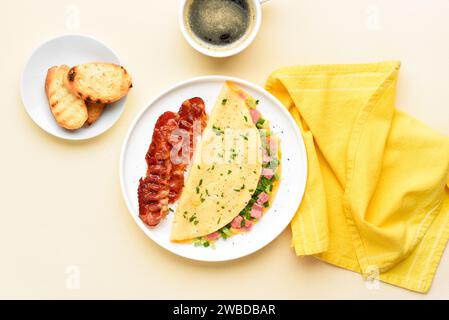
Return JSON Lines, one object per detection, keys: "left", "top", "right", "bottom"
{"left": 21, "top": 34, "right": 127, "bottom": 140}
{"left": 120, "top": 76, "right": 307, "bottom": 262}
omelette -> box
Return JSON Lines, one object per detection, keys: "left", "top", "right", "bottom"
{"left": 170, "top": 82, "right": 263, "bottom": 241}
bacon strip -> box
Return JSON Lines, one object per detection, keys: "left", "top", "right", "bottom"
{"left": 138, "top": 98, "right": 207, "bottom": 227}
{"left": 169, "top": 97, "right": 207, "bottom": 202}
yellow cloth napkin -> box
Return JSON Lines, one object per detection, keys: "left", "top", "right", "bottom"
{"left": 266, "top": 61, "right": 449, "bottom": 293}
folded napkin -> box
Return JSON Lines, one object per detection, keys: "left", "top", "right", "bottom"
{"left": 266, "top": 61, "right": 449, "bottom": 293}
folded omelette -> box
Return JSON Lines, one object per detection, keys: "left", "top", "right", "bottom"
{"left": 170, "top": 82, "right": 263, "bottom": 241}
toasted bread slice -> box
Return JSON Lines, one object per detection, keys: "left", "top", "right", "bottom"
{"left": 45, "top": 65, "right": 88, "bottom": 130}
{"left": 85, "top": 102, "right": 106, "bottom": 126}
{"left": 65, "top": 63, "right": 132, "bottom": 104}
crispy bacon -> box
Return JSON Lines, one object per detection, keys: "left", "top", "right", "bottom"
{"left": 138, "top": 98, "right": 207, "bottom": 227}
{"left": 169, "top": 97, "right": 207, "bottom": 202}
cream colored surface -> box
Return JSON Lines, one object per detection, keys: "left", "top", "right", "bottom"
{"left": 1, "top": 0, "right": 448, "bottom": 299}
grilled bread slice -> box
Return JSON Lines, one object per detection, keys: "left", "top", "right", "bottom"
{"left": 45, "top": 65, "right": 88, "bottom": 130}
{"left": 65, "top": 63, "right": 132, "bottom": 104}
{"left": 85, "top": 102, "right": 106, "bottom": 126}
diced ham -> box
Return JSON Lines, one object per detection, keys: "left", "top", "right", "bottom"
{"left": 251, "top": 208, "right": 262, "bottom": 219}
{"left": 262, "top": 148, "right": 272, "bottom": 164}
{"left": 269, "top": 137, "right": 278, "bottom": 155}
{"left": 249, "top": 109, "right": 261, "bottom": 124}
{"left": 255, "top": 202, "right": 264, "bottom": 210}
{"left": 242, "top": 219, "right": 254, "bottom": 231}
{"left": 257, "top": 192, "right": 269, "bottom": 205}
{"left": 205, "top": 232, "right": 220, "bottom": 241}
{"left": 231, "top": 215, "right": 243, "bottom": 229}
{"left": 262, "top": 168, "right": 274, "bottom": 179}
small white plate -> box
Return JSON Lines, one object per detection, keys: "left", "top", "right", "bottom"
{"left": 21, "top": 34, "right": 127, "bottom": 140}
{"left": 120, "top": 76, "right": 308, "bottom": 262}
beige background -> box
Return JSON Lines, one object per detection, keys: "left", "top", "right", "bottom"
{"left": 1, "top": 0, "right": 448, "bottom": 299}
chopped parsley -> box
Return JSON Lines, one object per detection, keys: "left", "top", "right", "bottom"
{"left": 189, "top": 213, "right": 200, "bottom": 225}
{"left": 212, "top": 125, "right": 224, "bottom": 135}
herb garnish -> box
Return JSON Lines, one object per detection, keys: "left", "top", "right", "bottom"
{"left": 212, "top": 125, "right": 224, "bottom": 135}
{"left": 189, "top": 213, "right": 199, "bottom": 225}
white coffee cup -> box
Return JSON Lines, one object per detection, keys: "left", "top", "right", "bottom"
{"left": 179, "top": 0, "right": 269, "bottom": 58}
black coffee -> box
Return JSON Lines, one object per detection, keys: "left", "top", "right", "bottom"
{"left": 188, "top": 0, "right": 252, "bottom": 47}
